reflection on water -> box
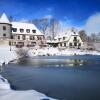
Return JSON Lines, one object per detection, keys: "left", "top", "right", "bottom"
{"left": 12, "top": 56, "right": 100, "bottom": 67}
{"left": 2, "top": 55, "right": 100, "bottom": 100}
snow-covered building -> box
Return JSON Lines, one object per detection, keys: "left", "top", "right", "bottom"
{"left": 47, "top": 29, "right": 83, "bottom": 49}
{"left": 0, "top": 13, "right": 46, "bottom": 47}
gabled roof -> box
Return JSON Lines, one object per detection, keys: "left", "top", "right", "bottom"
{"left": 0, "top": 13, "right": 10, "bottom": 24}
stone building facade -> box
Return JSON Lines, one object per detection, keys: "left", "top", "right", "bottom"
{"left": 0, "top": 13, "right": 46, "bottom": 47}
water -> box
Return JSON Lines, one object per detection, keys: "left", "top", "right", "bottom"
{"left": 1, "top": 55, "right": 100, "bottom": 100}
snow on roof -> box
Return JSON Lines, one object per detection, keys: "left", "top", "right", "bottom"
{"left": 0, "top": 13, "right": 10, "bottom": 24}
{"left": 55, "top": 29, "right": 79, "bottom": 39}
{"left": 11, "top": 22, "right": 44, "bottom": 35}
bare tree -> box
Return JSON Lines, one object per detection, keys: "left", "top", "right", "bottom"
{"left": 79, "top": 30, "right": 88, "bottom": 42}
{"left": 33, "top": 18, "right": 61, "bottom": 40}
{"left": 33, "top": 18, "right": 49, "bottom": 35}
{"left": 16, "top": 48, "right": 29, "bottom": 57}
{"left": 91, "top": 33, "right": 96, "bottom": 42}
{"left": 49, "top": 18, "right": 61, "bottom": 39}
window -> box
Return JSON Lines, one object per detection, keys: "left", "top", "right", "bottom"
{"left": 32, "top": 30, "right": 36, "bottom": 33}
{"left": 26, "top": 29, "right": 30, "bottom": 33}
{"left": 20, "top": 29, "right": 24, "bottom": 33}
{"left": 60, "top": 43, "right": 62, "bottom": 47}
{"left": 69, "top": 43, "right": 72, "bottom": 46}
{"left": 73, "top": 37, "right": 77, "bottom": 41}
{"left": 63, "top": 37, "right": 66, "bottom": 40}
{"left": 64, "top": 43, "right": 66, "bottom": 47}
{"left": 30, "top": 36, "right": 35, "bottom": 40}
{"left": 37, "top": 36, "right": 39, "bottom": 40}
{"left": 74, "top": 32, "right": 76, "bottom": 34}
{"left": 9, "top": 41, "right": 11, "bottom": 46}
{"left": 37, "top": 36, "right": 42, "bottom": 40}
{"left": 74, "top": 42, "right": 77, "bottom": 46}
{"left": 3, "top": 26, "right": 6, "bottom": 30}
{"left": 79, "top": 43, "right": 81, "bottom": 46}
{"left": 58, "top": 38, "right": 61, "bottom": 41}
{"left": 78, "top": 43, "right": 81, "bottom": 46}
{"left": 22, "top": 35, "right": 25, "bottom": 40}
{"left": 18, "top": 36, "right": 20, "bottom": 40}
{"left": 31, "top": 42, "right": 36, "bottom": 46}
{"left": 3, "top": 34, "right": 6, "bottom": 37}
{"left": 12, "top": 28, "right": 17, "bottom": 32}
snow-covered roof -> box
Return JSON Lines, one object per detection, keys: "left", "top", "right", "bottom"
{"left": 11, "top": 22, "right": 44, "bottom": 35}
{"left": 55, "top": 30, "right": 79, "bottom": 40}
{"left": 0, "top": 13, "right": 10, "bottom": 24}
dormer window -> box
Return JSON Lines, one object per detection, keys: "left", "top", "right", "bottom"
{"left": 58, "top": 38, "right": 61, "bottom": 41}
{"left": 20, "top": 29, "right": 24, "bottom": 33}
{"left": 32, "top": 30, "right": 36, "bottom": 33}
{"left": 26, "top": 29, "right": 30, "bottom": 33}
{"left": 3, "top": 26, "right": 6, "bottom": 30}
{"left": 74, "top": 32, "right": 76, "bottom": 34}
{"left": 63, "top": 37, "right": 66, "bottom": 40}
{"left": 12, "top": 28, "right": 17, "bottom": 32}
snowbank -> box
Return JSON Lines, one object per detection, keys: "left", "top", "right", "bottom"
{"left": 0, "top": 46, "right": 56, "bottom": 100}
{"left": 0, "top": 90, "right": 56, "bottom": 100}
{"left": 0, "top": 46, "right": 17, "bottom": 66}
{"left": 0, "top": 75, "right": 56, "bottom": 100}
{"left": 28, "top": 47, "right": 60, "bottom": 56}
{"left": 28, "top": 47, "right": 100, "bottom": 57}
{"left": 0, "top": 75, "right": 10, "bottom": 90}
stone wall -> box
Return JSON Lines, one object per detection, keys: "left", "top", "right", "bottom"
{"left": 0, "top": 23, "right": 11, "bottom": 39}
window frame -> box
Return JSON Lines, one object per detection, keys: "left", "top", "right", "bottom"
{"left": 26, "top": 29, "right": 30, "bottom": 33}
{"left": 12, "top": 28, "right": 17, "bottom": 32}
{"left": 20, "top": 29, "right": 24, "bottom": 33}
{"left": 3, "top": 26, "right": 6, "bottom": 30}
{"left": 32, "top": 30, "right": 36, "bottom": 33}
{"left": 18, "top": 35, "right": 20, "bottom": 40}
{"left": 3, "top": 33, "right": 6, "bottom": 37}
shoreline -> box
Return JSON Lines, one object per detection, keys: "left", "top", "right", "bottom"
{"left": 0, "top": 46, "right": 56, "bottom": 100}
{"left": 0, "top": 75, "right": 56, "bottom": 100}
{"left": 0, "top": 46, "right": 100, "bottom": 66}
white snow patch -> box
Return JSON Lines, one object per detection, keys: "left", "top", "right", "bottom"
{"left": 0, "top": 46, "right": 17, "bottom": 66}
{"left": 0, "top": 75, "right": 56, "bottom": 100}
{"left": 28, "top": 47, "right": 100, "bottom": 57}
{"left": 0, "top": 46, "right": 18, "bottom": 65}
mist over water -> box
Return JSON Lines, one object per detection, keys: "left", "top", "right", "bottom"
{"left": 1, "top": 55, "right": 100, "bottom": 100}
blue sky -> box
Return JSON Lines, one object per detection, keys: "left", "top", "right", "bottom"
{"left": 0, "top": 0, "right": 100, "bottom": 34}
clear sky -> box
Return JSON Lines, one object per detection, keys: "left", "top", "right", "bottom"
{"left": 0, "top": 0, "right": 100, "bottom": 34}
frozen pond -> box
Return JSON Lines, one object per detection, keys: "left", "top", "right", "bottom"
{"left": 1, "top": 55, "right": 100, "bottom": 100}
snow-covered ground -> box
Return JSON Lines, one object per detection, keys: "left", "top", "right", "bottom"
{"left": 28, "top": 47, "right": 100, "bottom": 57}
{"left": 0, "top": 45, "right": 100, "bottom": 100}
{"left": 0, "top": 46, "right": 17, "bottom": 66}
{"left": 0, "top": 75, "right": 56, "bottom": 100}
{"left": 0, "top": 46, "right": 56, "bottom": 100}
